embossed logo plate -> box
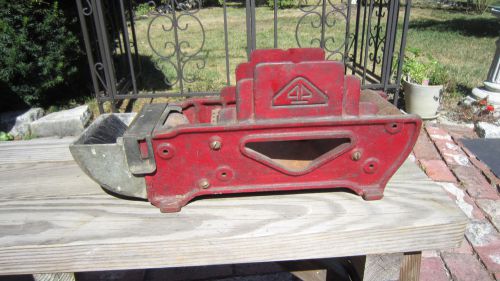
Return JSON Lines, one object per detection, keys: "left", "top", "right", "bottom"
{"left": 272, "top": 77, "right": 328, "bottom": 107}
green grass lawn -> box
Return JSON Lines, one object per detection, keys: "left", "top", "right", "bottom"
{"left": 406, "top": 8, "right": 499, "bottom": 97}
{"left": 109, "top": 5, "right": 499, "bottom": 114}
{"left": 133, "top": 5, "right": 350, "bottom": 94}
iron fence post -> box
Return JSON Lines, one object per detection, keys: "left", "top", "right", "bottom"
{"left": 74, "top": 0, "right": 411, "bottom": 111}
{"left": 394, "top": 0, "right": 412, "bottom": 105}
{"left": 76, "top": 0, "right": 104, "bottom": 113}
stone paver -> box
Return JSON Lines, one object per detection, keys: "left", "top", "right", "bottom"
{"left": 413, "top": 129, "right": 442, "bottom": 160}
{"left": 433, "top": 138, "right": 462, "bottom": 154}
{"left": 477, "top": 199, "right": 500, "bottom": 230}
{"left": 426, "top": 126, "right": 452, "bottom": 141}
{"left": 452, "top": 165, "right": 499, "bottom": 200}
{"left": 417, "top": 124, "right": 500, "bottom": 279}
{"left": 441, "top": 253, "right": 494, "bottom": 281}
{"left": 30, "top": 105, "right": 91, "bottom": 137}
{"left": 426, "top": 125, "right": 473, "bottom": 167}
{"left": 438, "top": 124, "right": 477, "bottom": 140}
{"left": 466, "top": 219, "right": 499, "bottom": 247}
{"left": 466, "top": 220, "right": 500, "bottom": 273}
{"left": 419, "top": 159, "right": 457, "bottom": 182}
{"left": 475, "top": 241, "right": 500, "bottom": 273}
{"left": 434, "top": 139, "right": 471, "bottom": 167}
{"left": 0, "top": 108, "right": 44, "bottom": 137}
{"left": 420, "top": 257, "right": 450, "bottom": 281}
{"left": 463, "top": 147, "right": 500, "bottom": 189}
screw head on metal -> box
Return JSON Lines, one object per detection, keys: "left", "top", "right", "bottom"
{"left": 199, "top": 179, "right": 210, "bottom": 189}
{"left": 210, "top": 140, "right": 221, "bottom": 150}
{"left": 351, "top": 151, "right": 362, "bottom": 161}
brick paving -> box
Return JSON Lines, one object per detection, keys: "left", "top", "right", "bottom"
{"left": 420, "top": 256, "right": 451, "bottom": 281}
{"left": 415, "top": 123, "right": 500, "bottom": 281}
{"left": 419, "top": 159, "right": 457, "bottom": 182}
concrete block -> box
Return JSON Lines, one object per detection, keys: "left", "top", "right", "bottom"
{"left": 30, "top": 105, "right": 91, "bottom": 137}
{"left": 0, "top": 108, "right": 44, "bottom": 137}
{"left": 476, "top": 122, "right": 500, "bottom": 138}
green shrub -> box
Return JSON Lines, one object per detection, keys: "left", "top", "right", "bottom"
{"left": 0, "top": 0, "right": 80, "bottom": 106}
{"left": 267, "top": 0, "right": 299, "bottom": 9}
{"left": 401, "top": 48, "right": 450, "bottom": 87}
{"left": 135, "top": 2, "right": 155, "bottom": 17}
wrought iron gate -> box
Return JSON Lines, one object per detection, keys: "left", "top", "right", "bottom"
{"left": 76, "top": 0, "right": 411, "bottom": 113}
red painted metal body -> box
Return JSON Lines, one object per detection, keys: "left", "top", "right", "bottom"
{"left": 145, "top": 48, "right": 421, "bottom": 212}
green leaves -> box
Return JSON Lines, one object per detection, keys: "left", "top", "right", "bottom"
{"left": 267, "top": 0, "right": 299, "bottom": 9}
{"left": 402, "top": 48, "right": 450, "bottom": 87}
{"left": 0, "top": 131, "right": 14, "bottom": 141}
{"left": 0, "top": 1, "right": 80, "bottom": 106}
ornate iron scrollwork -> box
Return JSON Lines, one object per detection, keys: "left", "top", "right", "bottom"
{"left": 93, "top": 62, "right": 109, "bottom": 97}
{"left": 295, "top": 0, "right": 349, "bottom": 61}
{"left": 147, "top": 0, "right": 206, "bottom": 92}
{"left": 368, "top": 0, "right": 387, "bottom": 66}
{"left": 82, "top": 0, "right": 93, "bottom": 16}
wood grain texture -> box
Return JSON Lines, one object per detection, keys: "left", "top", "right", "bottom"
{"left": 0, "top": 137, "right": 74, "bottom": 164}
{"left": 399, "top": 252, "right": 422, "bottom": 281}
{"left": 0, "top": 141, "right": 467, "bottom": 275}
{"left": 351, "top": 254, "right": 402, "bottom": 281}
{"left": 32, "top": 273, "right": 76, "bottom": 281}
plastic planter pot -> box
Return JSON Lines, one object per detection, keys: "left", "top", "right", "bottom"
{"left": 403, "top": 80, "right": 443, "bottom": 119}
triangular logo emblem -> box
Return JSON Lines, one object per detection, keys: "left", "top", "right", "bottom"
{"left": 273, "top": 77, "right": 328, "bottom": 107}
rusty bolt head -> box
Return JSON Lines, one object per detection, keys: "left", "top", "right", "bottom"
{"left": 199, "top": 179, "right": 210, "bottom": 189}
{"left": 351, "top": 151, "right": 362, "bottom": 161}
{"left": 210, "top": 140, "right": 221, "bottom": 150}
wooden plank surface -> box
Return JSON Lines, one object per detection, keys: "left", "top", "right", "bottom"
{"left": 0, "top": 139, "right": 467, "bottom": 275}
{"left": 0, "top": 137, "right": 74, "bottom": 164}
{"left": 399, "top": 252, "right": 422, "bottom": 281}
{"left": 351, "top": 254, "right": 403, "bottom": 281}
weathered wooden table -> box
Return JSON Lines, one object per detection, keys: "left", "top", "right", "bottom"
{"left": 0, "top": 137, "right": 467, "bottom": 280}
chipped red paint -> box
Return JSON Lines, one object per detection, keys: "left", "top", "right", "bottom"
{"left": 144, "top": 48, "right": 421, "bottom": 212}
